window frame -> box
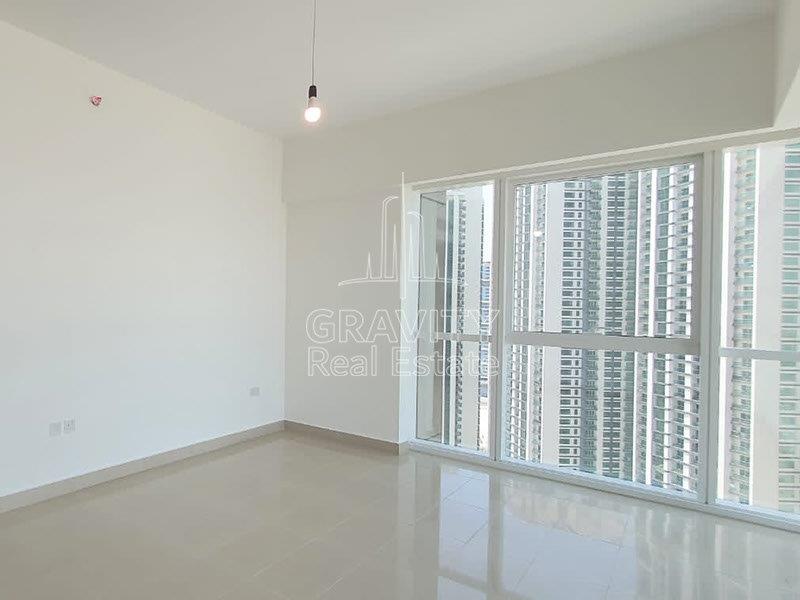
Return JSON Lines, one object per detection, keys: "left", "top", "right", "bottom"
{"left": 413, "top": 181, "right": 499, "bottom": 456}
{"left": 495, "top": 154, "right": 707, "bottom": 499}
{"left": 710, "top": 138, "right": 800, "bottom": 522}
{"left": 407, "top": 128, "right": 800, "bottom": 533}
{"left": 501, "top": 154, "right": 703, "bottom": 354}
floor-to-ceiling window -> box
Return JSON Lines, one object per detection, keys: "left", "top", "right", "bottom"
{"left": 503, "top": 160, "right": 701, "bottom": 498}
{"left": 411, "top": 138, "right": 800, "bottom": 530}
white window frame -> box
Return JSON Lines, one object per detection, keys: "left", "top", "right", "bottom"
{"left": 709, "top": 138, "right": 800, "bottom": 524}
{"left": 407, "top": 127, "right": 800, "bottom": 534}
{"left": 412, "top": 181, "right": 500, "bottom": 458}
{"left": 496, "top": 154, "right": 705, "bottom": 496}
{"left": 501, "top": 155, "right": 703, "bottom": 355}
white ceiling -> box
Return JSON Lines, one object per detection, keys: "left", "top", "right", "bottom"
{"left": 0, "top": 0, "right": 776, "bottom": 137}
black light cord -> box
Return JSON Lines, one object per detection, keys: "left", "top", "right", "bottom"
{"left": 311, "top": 0, "right": 317, "bottom": 85}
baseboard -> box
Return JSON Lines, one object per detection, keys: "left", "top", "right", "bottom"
{"left": 0, "top": 419, "right": 407, "bottom": 515}
{"left": 284, "top": 421, "right": 408, "bottom": 455}
{"left": 0, "top": 420, "right": 285, "bottom": 515}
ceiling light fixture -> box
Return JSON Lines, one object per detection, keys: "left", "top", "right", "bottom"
{"left": 303, "top": 0, "right": 321, "bottom": 124}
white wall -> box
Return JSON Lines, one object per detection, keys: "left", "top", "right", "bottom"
{"left": 775, "top": 0, "right": 800, "bottom": 127}
{"left": 283, "top": 17, "right": 776, "bottom": 443}
{"left": 285, "top": 194, "right": 401, "bottom": 443}
{"left": 0, "top": 21, "right": 285, "bottom": 497}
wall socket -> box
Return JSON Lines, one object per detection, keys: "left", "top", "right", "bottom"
{"left": 63, "top": 418, "right": 76, "bottom": 434}
{"left": 49, "top": 422, "right": 62, "bottom": 437}
{"left": 249, "top": 386, "right": 261, "bottom": 397}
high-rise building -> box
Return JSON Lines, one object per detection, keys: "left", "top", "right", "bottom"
{"left": 444, "top": 190, "right": 484, "bottom": 450}
{"left": 721, "top": 143, "right": 800, "bottom": 514}
{"left": 637, "top": 166, "right": 699, "bottom": 493}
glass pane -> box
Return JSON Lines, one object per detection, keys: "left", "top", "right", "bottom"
{"left": 415, "top": 183, "right": 494, "bottom": 453}
{"left": 719, "top": 140, "right": 800, "bottom": 518}
{"left": 718, "top": 358, "right": 800, "bottom": 517}
{"left": 417, "top": 340, "right": 491, "bottom": 453}
{"left": 504, "top": 345, "right": 700, "bottom": 495}
{"left": 512, "top": 163, "right": 695, "bottom": 338}
{"left": 417, "top": 183, "right": 494, "bottom": 337}
{"left": 722, "top": 142, "right": 800, "bottom": 351}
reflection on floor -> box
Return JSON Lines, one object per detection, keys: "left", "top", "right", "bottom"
{"left": 1, "top": 430, "right": 798, "bottom": 599}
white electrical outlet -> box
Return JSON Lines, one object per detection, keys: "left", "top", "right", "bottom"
{"left": 249, "top": 386, "right": 261, "bottom": 397}
{"left": 63, "top": 418, "right": 76, "bottom": 434}
{"left": 49, "top": 422, "right": 62, "bottom": 437}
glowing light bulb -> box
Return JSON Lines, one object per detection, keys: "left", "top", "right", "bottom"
{"left": 304, "top": 86, "right": 321, "bottom": 123}
{"left": 304, "top": 100, "right": 321, "bottom": 123}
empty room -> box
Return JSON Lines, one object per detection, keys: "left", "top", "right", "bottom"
{"left": 2, "top": 1, "right": 800, "bottom": 598}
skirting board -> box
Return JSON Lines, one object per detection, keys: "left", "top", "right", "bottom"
{"left": 0, "top": 420, "right": 285, "bottom": 515}
{"left": 284, "top": 421, "right": 408, "bottom": 455}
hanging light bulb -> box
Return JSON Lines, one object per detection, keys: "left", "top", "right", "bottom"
{"left": 305, "top": 85, "right": 321, "bottom": 123}
{"left": 303, "top": 0, "right": 321, "bottom": 124}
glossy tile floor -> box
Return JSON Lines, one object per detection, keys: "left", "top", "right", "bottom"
{"left": 1, "top": 431, "right": 799, "bottom": 600}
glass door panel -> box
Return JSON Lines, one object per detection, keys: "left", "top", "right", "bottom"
{"left": 717, "top": 141, "right": 800, "bottom": 520}
{"left": 415, "top": 183, "right": 495, "bottom": 454}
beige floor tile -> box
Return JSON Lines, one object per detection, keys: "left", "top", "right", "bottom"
{"left": 248, "top": 537, "right": 364, "bottom": 599}
{"left": 371, "top": 519, "right": 466, "bottom": 573}
{"left": 200, "top": 523, "right": 314, "bottom": 578}
{"left": 0, "top": 430, "right": 797, "bottom": 600}
{"left": 219, "top": 580, "right": 289, "bottom": 600}
{"left": 417, "top": 498, "right": 489, "bottom": 544}
{"left": 319, "top": 556, "right": 514, "bottom": 600}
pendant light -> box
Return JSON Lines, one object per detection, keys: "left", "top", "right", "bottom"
{"left": 304, "top": 0, "right": 321, "bottom": 123}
